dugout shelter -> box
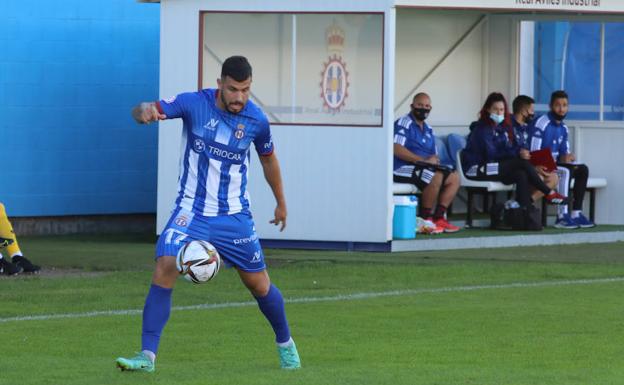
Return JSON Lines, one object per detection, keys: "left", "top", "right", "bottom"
{"left": 147, "top": 0, "right": 624, "bottom": 250}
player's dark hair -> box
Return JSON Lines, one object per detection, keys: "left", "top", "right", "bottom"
{"left": 512, "top": 95, "right": 535, "bottom": 114}
{"left": 550, "top": 90, "right": 568, "bottom": 105}
{"left": 478, "top": 92, "right": 512, "bottom": 128}
{"left": 221, "top": 56, "right": 252, "bottom": 82}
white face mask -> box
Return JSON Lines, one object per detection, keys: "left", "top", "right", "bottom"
{"left": 490, "top": 113, "right": 505, "bottom": 124}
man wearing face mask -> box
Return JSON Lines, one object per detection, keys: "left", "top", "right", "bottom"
{"left": 511, "top": 95, "right": 535, "bottom": 145}
{"left": 512, "top": 95, "right": 559, "bottom": 204}
{"left": 393, "top": 92, "right": 461, "bottom": 233}
{"left": 528, "top": 90, "right": 595, "bottom": 229}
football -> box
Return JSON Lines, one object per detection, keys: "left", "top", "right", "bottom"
{"left": 176, "top": 240, "right": 221, "bottom": 284}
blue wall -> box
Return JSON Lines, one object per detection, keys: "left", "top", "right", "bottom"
{"left": 533, "top": 21, "right": 569, "bottom": 107}
{"left": 534, "top": 21, "right": 624, "bottom": 121}
{"left": 0, "top": 0, "right": 160, "bottom": 216}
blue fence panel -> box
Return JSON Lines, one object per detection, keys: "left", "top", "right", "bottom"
{"left": 0, "top": 0, "right": 160, "bottom": 216}
{"left": 604, "top": 23, "right": 624, "bottom": 121}
{"left": 534, "top": 21, "right": 624, "bottom": 121}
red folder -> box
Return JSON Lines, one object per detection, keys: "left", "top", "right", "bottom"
{"left": 529, "top": 148, "right": 557, "bottom": 172}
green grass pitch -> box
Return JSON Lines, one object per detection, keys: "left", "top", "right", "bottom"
{"left": 1, "top": 234, "right": 623, "bottom": 385}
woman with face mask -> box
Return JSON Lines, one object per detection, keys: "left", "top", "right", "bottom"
{"left": 461, "top": 92, "right": 567, "bottom": 209}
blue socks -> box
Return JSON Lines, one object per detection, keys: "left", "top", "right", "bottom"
{"left": 140, "top": 283, "right": 289, "bottom": 353}
{"left": 255, "top": 284, "right": 291, "bottom": 344}
{"left": 142, "top": 284, "right": 173, "bottom": 354}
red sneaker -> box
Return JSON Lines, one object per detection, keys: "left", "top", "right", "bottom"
{"left": 545, "top": 192, "right": 568, "bottom": 205}
{"left": 432, "top": 217, "right": 461, "bottom": 233}
{"left": 418, "top": 217, "right": 444, "bottom": 235}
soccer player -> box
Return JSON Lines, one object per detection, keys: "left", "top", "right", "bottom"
{"left": 393, "top": 92, "right": 461, "bottom": 233}
{"left": 511, "top": 95, "right": 559, "bottom": 203}
{"left": 116, "top": 56, "right": 301, "bottom": 372}
{"left": 0, "top": 202, "right": 40, "bottom": 275}
{"left": 528, "top": 90, "right": 595, "bottom": 229}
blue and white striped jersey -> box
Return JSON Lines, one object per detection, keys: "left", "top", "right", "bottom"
{"left": 528, "top": 113, "right": 570, "bottom": 161}
{"left": 393, "top": 113, "right": 437, "bottom": 171}
{"left": 157, "top": 89, "right": 274, "bottom": 217}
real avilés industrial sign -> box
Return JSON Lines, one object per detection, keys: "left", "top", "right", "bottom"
{"left": 515, "top": 0, "right": 601, "bottom": 9}
{"left": 395, "top": 0, "right": 624, "bottom": 13}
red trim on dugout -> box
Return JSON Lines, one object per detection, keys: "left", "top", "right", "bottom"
{"left": 198, "top": 10, "right": 385, "bottom": 128}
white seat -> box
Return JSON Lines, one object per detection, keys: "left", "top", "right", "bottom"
{"left": 541, "top": 176, "right": 607, "bottom": 225}
{"left": 585, "top": 177, "right": 607, "bottom": 189}
{"left": 393, "top": 182, "right": 419, "bottom": 195}
{"left": 455, "top": 149, "right": 514, "bottom": 227}
{"left": 568, "top": 177, "right": 607, "bottom": 222}
{"left": 455, "top": 150, "right": 514, "bottom": 192}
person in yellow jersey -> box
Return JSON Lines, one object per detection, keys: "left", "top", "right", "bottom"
{"left": 0, "top": 202, "right": 40, "bottom": 275}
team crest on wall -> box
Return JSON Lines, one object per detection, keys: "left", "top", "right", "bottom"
{"left": 320, "top": 21, "right": 349, "bottom": 113}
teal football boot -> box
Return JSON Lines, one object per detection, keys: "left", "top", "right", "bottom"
{"left": 116, "top": 351, "right": 155, "bottom": 373}
{"left": 277, "top": 340, "right": 301, "bottom": 370}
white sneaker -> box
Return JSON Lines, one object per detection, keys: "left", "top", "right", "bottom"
{"left": 417, "top": 217, "right": 443, "bottom": 234}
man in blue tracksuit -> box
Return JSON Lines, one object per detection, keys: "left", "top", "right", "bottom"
{"left": 528, "top": 90, "right": 595, "bottom": 229}
{"left": 511, "top": 95, "right": 559, "bottom": 204}
{"left": 393, "top": 92, "right": 461, "bottom": 233}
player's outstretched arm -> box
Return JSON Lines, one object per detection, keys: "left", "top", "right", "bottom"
{"left": 132, "top": 102, "right": 166, "bottom": 124}
{"left": 259, "top": 153, "right": 287, "bottom": 231}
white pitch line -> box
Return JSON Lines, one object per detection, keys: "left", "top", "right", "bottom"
{"left": 2, "top": 276, "right": 623, "bottom": 324}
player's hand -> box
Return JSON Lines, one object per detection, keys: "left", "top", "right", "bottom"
{"left": 134, "top": 102, "right": 166, "bottom": 124}
{"left": 519, "top": 149, "right": 531, "bottom": 160}
{"left": 269, "top": 204, "right": 287, "bottom": 231}
{"left": 535, "top": 165, "right": 548, "bottom": 177}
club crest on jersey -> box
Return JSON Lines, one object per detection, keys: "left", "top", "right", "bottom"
{"left": 320, "top": 22, "right": 349, "bottom": 114}
{"left": 163, "top": 95, "right": 176, "bottom": 104}
{"left": 193, "top": 138, "right": 206, "bottom": 153}
{"left": 234, "top": 123, "right": 245, "bottom": 140}
{"left": 174, "top": 215, "right": 188, "bottom": 227}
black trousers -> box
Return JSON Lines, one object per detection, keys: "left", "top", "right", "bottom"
{"left": 466, "top": 158, "right": 550, "bottom": 208}
{"left": 558, "top": 163, "right": 589, "bottom": 211}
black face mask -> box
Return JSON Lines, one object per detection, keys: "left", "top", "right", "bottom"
{"left": 412, "top": 107, "right": 431, "bottom": 121}
{"left": 525, "top": 113, "right": 535, "bottom": 122}
{"left": 552, "top": 112, "right": 567, "bottom": 121}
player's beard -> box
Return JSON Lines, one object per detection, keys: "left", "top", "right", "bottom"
{"left": 221, "top": 91, "right": 244, "bottom": 114}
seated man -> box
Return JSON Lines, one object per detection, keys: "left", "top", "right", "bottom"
{"left": 528, "top": 90, "right": 595, "bottom": 229}
{"left": 512, "top": 95, "right": 559, "bottom": 203}
{"left": 393, "top": 92, "right": 460, "bottom": 233}
{"left": 0, "top": 202, "right": 40, "bottom": 275}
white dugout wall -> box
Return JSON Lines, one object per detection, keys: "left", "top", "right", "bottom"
{"left": 155, "top": 0, "right": 624, "bottom": 246}
{"left": 156, "top": 1, "right": 395, "bottom": 244}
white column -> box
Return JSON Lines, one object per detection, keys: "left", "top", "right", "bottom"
{"left": 599, "top": 22, "right": 605, "bottom": 121}
{"left": 384, "top": 7, "right": 396, "bottom": 240}
{"left": 291, "top": 14, "right": 297, "bottom": 122}
{"left": 518, "top": 21, "right": 535, "bottom": 97}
